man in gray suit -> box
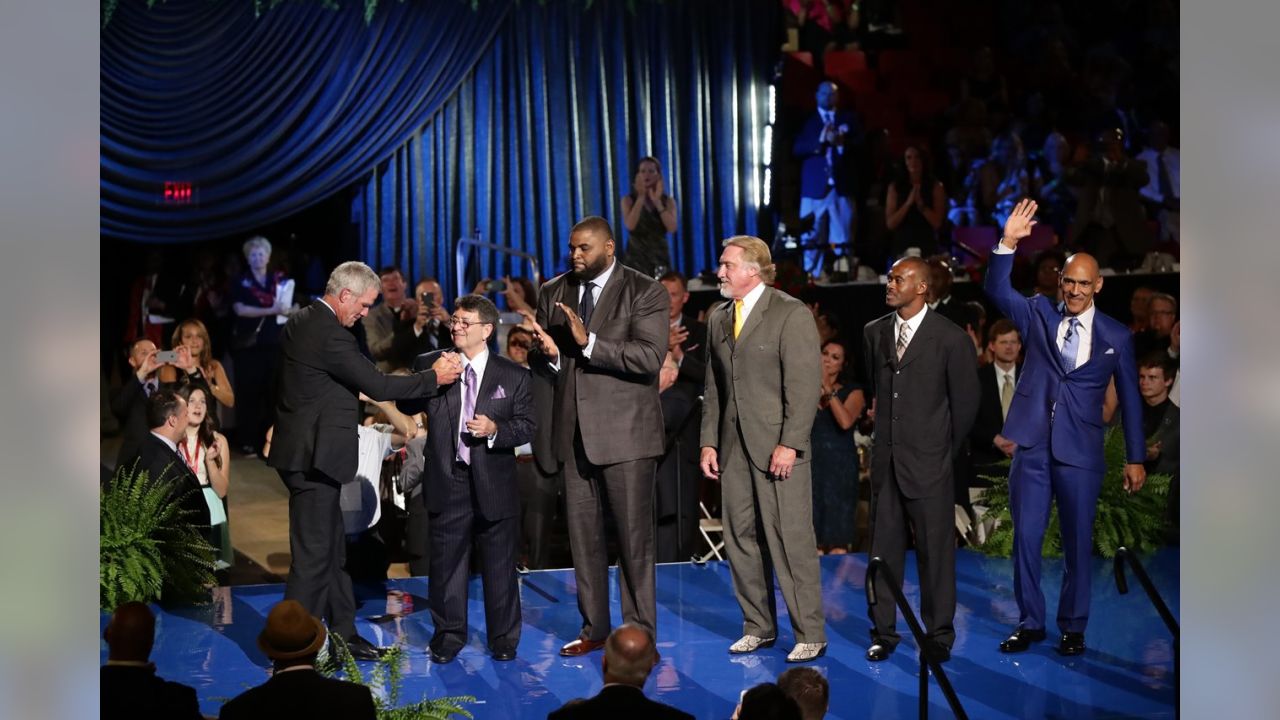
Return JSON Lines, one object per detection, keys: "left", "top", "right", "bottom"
{"left": 699, "top": 236, "right": 827, "bottom": 663}
{"left": 525, "top": 216, "right": 669, "bottom": 656}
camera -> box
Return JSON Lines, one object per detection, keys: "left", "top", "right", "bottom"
{"left": 483, "top": 279, "right": 508, "bottom": 293}
{"left": 155, "top": 350, "right": 179, "bottom": 364}
{"left": 420, "top": 292, "right": 436, "bottom": 308}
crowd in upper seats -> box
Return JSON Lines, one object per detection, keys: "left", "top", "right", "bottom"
{"left": 778, "top": 0, "right": 1179, "bottom": 276}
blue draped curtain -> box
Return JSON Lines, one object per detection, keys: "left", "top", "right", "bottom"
{"left": 101, "top": 0, "right": 511, "bottom": 242}
{"left": 357, "top": 0, "right": 781, "bottom": 295}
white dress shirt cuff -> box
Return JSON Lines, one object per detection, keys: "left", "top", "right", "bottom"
{"left": 582, "top": 332, "right": 598, "bottom": 359}
{"left": 993, "top": 243, "right": 1015, "bottom": 255}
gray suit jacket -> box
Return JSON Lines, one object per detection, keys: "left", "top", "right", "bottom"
{"left": 700, "top": 286, "right": 822, "bottom": 470}
{"left": 529, "top": 261, "right": 669, "bottom": 471}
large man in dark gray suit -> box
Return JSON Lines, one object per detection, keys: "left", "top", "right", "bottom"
{"left": 699, "top": 236, "right": 827, "bottom": 664}
{"left": 268, "top": 261, "right": 461, "bottom": 660}
{"left": 399, "top": 294, "right": 534, "bottom": 664}
{"left": 525, "top": 216, "right": 669, "bottom": 656}
{"left": 862, "top": 256, "right": 979, "bottom": 664}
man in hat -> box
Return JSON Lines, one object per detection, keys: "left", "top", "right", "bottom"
{"left": 218, "top": 600, "right": 376, "bottom": 719}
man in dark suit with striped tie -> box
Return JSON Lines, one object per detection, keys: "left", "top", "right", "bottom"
{"left": 524, "top": 216, "right": 669, "bottom": 657}
{"left": 401, "top": 294, "right": 534, "bottom": 663}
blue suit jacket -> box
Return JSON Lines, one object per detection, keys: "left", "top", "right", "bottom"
{"left": 793, "top": 109, "right": 860, "bottom": 199}
{"left": 984, "top": 251, "right": 1145, "bottom": 471}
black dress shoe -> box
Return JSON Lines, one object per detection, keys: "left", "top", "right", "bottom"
{"left": 1056, "top": 632, "right": 1086, "bottom": 656}
{"left": 999, "top": 627, "right": 1047, "bottom": 654}
{"left": 865, "top": 642, "right": 894, "bottom": 662}
{"left": 429, "top": 647, "right": 458, "bottom": 664}
{"left": 491, "top": 647, "right": 516, "bottom": 662}
{"left": 345, "top": 635, "right": 390, "bottom": 661}
{"left": 924, "top": 643, "right": 951, "bottom": 664}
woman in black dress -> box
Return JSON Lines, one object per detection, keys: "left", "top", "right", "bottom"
{"left": 885, "top": 145, "right": 946, "bottom": 261}
{"left": 620, "top": 156, "right": 679, "bottom": 278}
{"left": 810, "top": 338, "right": 866, "bottom": 554}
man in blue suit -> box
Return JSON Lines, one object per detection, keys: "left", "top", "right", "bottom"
{"left": 400, "top": 294, "right": 534, "bottom": 664}
{"left": 792, "top": 81, "right": 860, "bottom": 277}
{"left": 985, "top": 198, "right": 1147, "bottom": 657}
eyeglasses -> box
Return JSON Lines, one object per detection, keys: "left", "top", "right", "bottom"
{"left": 447, "top": 317, "right": 491, "bottom": 330}
{"left": 508, "top": 341, "right": 531, "bottom": 350}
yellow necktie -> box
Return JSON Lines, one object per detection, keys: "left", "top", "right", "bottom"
{"left": 733, "top": 299, "right": 745, "bottom": 339}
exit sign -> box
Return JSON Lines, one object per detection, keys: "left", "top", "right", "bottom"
{"left": 163, "top": 181, "right": 195, "bottom": 205}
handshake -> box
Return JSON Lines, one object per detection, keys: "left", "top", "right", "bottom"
{"left": 430, "top": 351, "right": 465, "bottom": 385}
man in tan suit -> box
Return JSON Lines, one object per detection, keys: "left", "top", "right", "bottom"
{"left": 699, "top": 236, "right": 827, "bottom": 663}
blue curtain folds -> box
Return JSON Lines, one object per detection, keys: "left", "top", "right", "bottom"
{"left": 357, "top": 0, "right": 780, "bottom": 295}
{"left": 101, "top": 0, "right": 511, "bottom": 242}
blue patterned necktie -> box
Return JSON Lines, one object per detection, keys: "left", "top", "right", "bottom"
{"left": 1060, "top": 317, "right": 1081, "bottom": 371}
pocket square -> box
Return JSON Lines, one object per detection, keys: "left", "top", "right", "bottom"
{"left": 1104, "top": 348, "right": 1115, "bottom": 355}
{"left": 490, "top": 385, "right": 507, "bottom": 400}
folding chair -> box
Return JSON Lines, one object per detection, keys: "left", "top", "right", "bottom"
{"left": 694, "top": 501, "right": 725, "bottom": 563}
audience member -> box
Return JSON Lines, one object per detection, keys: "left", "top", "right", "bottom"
{"left": 124, "top": 249, "right": 182, "bottom": 349}
{"left": 1029, "top": 248, "right": 1067, "bottom": 301}
{"left": 176, "top": 384, "right": 233, "bottom": 569}
{"left": 229, "top": 236, "right": 292, "bottom": 457}
{"left": 1065, "top": 128, "right": 1150, "bottom": 270}
{"left": 885, "top": 146, "right": 946, "bottom": 260}
{"left": 980, "top": 132, "right": 1032, "bottom": 229}
{"left": 1133, "top": 292, "right": 1177, "bottom": 360}
{"left": 811, "top": 339, "right": 865, "bottom": 554}
{"left": 502, "top": 276, "right": 539, "bottom": 317}
{"left": 120, "top": 388, "right": 211, "bottom": 529}
{"left": 924, "top": 255, "right": 967, "bottom": 328}
{"left": 1127, "top": 285, "right": 1155, "bottom": 333}
{"left": 218, "top": 600, "right": 376, "bottom": 719}
{"left": 111, "top": 338, "right": 165, "bottom": 469}
{"left": 776, "top": 667, "right": 829, "bottom": 720}
{"left": 398, "top": 424, "right": 432, "bottom": 577}
{"left": 655, "top": 272, "right": 706, "bottom": 562}
{"left": 621, "top": 157, "right": 679, "bottom": 278}
{"left": 505, "top": 326, "right": 556, "bottom": 570}
{"left": 735, "top": 683, "right": 802, "bottom": 720}
{"left": 1031, "top": 131, "right": 1077, "bottom": 239}
{"left": 158, "top": 318, "right": 235, "bottom": 415}
{"left": 969, "top": 319, "right": 1022, "bottom": 473}
{"left": 101, "top": 601, "right": 202, "bottom": 720}
{"left": 547, "top": 624, "right": 692, "bottom": 720}
{"left": 960, "top": 46, "right": 1010, "bottom": 115}
{"left": 399, "top": 277, "right": 454, "bottom": 357}
{"left": 1137, "top": 354, "right": 1179, "bottom": 540}
{"left": 361, "top": 266, "right": 417, "bottom": 371}
{"left": 1136, "top": 120, "right": 1179, "bottom": 243}
{"left": 794, "top": 81, "right": 860, "bottom": 277}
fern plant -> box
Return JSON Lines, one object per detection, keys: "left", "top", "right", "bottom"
{"left": 977, "top": 427, "right": 1171, "bottom": 558}
{"left": 325, "top": 637, "right": 476, "bottom": 719}
{"left": 100, "top": 461, "right": 216, "bottom": 610}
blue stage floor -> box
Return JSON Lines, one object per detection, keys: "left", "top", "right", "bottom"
{"left": 102, "top": 548, "right": 1179, "bottom": 718}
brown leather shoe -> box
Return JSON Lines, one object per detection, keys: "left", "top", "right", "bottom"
{"left": 559, "top": 638, "right": 606, "bottom": 657}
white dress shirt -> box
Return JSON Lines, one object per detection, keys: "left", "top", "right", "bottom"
{"left": 458, "top": 348, "right": 496, "bottom": 449}
{"left": 892, "top": 304, "right": 928, "bottom": 354}
{"left": 1055, "top": 303, "right": 1096, "bottom": 369}
{"left": 733, "top": 281, "right": 768, "bottom": 329}
{"left": 577, "top": 259, "right": 618, "bottom": 360}
{"left": 150, "top": 430, "right": 178, "bottom": 455}
{"left": 995, "top": 363, "right": 1017, "bottom": 388}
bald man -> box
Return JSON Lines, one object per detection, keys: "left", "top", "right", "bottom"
{"left": 101, "top": 602, "right": 202, "bottom": 720}
{"left": 862, "top": 256, "right": 978, "bottom": 663}
{"left": 985, "top": 199, "right": 1146, "bottom": 657}
{"left": 547, "top": 624, "right": 693, "bottom": 719}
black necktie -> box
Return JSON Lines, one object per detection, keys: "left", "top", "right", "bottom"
{"left": 579, "top": 281, "right": 596, "bottom": 329}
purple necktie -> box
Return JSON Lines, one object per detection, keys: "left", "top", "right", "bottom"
{"left": 457, "top": 364, "right": 477, "bottom": 464}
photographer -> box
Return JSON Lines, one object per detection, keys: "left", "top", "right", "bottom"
{"left": 392, "top": 278, "right": 454, "bottom": 361}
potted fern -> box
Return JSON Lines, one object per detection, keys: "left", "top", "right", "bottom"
{"left": 976, "top": 427, "right": 1173, "bottom": 558}
{"left": 325, "top": 638, "right": 476, "bottom": 719}
{"left": 100, "top": 461, "right": 216, "bottom": 610}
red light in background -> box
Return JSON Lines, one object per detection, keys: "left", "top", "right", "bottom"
{"left": 163, "top": 181, "right": 194, "bottom": 204}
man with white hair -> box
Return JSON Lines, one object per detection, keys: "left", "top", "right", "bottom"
{"left": 268, "top": 261, "right": 463, "bottom": 660}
